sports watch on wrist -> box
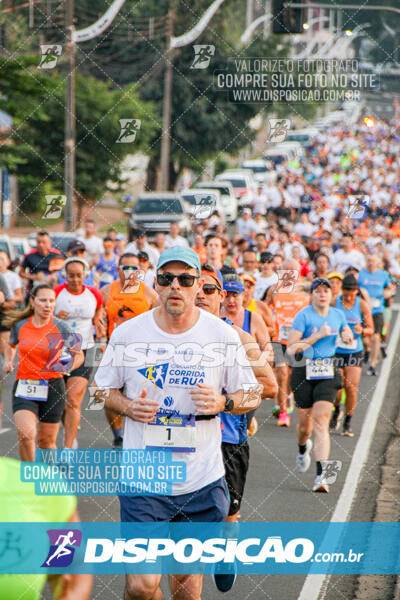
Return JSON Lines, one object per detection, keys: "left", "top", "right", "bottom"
{"left": 223, "top": 394, "right": 234, "bottom": 413}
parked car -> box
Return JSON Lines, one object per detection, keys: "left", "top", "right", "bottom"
{"left": 128, "top": 192, "right": 191, "bottom": 239}
{"left": 276, "top": 141, "right": 305, "bottom": 158}
{"left": 11, "top": 237, "right": 30, "bottom": 261}
{"left": 194, "top": 181, "right": 237, "bottom": 222}
{"left": 181, "top": 189, "right": 225, "bottom": 224}
{"left": 239, "top": 159, "right": 273, "bottom": 183}
{"left": 0, "top": 234, "right": 16, "bottom": 262}
{"left": 27, "top": 232, "right": 77, "bottom": 256}
{"left": 215, "top": 170, "right": 256, "bottom": 207}
{"left": 263, "top": 147, "right": 292, "bottom": 164}
{"left": 286, "top": 127, "right": 318, "bottom": 147}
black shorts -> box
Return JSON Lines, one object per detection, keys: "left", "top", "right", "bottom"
{"left": 222, "top": 441, "right": 250, "bottom": 516}
{"left": 12, "top": 378, "right": 66, "bottom": 423}
{"left": 373, "top": 313, "right": 384, "bottom": 334}
{"left": 67, "top": 348, "right": 94, "bottom": 380}
{"left": 290, "top": 366, "right": 342, "bottom": 409}
{"left": 335, "top": 351, "right": 363, "bottom": 368}
{"left": 274, "top": 342, "right": 288, "bottom": 366}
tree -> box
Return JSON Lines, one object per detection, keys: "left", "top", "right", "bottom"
{"left": 0, "top": 57, "right": 156, "bottom": 218}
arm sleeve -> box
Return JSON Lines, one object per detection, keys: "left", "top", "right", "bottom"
{"left": 291, "top": 310, "right": 306, "bottom": 334}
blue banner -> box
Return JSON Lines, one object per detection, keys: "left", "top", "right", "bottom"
{"left": 1, "top": 523, "right": 400, "bottom": 574}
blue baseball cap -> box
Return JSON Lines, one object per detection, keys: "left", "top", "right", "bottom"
{"left": 223, "top": 280, "right": 245, "bottom": 294}
{"left": 310, "top": 277, "right": 331, "bottom": 292}
{"left": 157, "top": 247, "right": 201, "bottom": 274}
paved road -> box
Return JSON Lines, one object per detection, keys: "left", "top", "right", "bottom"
{"left": 1, "top": 305, "right": 399, "bottom": 600}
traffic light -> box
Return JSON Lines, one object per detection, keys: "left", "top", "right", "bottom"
{"left": 272, "top": 0, "right": 305, "bottom": 34}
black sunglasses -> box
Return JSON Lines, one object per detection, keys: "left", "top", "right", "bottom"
{"left": 203, "top": 283, "right": 221, "bottom": 295}
{"left": 157, "top": 272, "right": 199, "bottom": 287}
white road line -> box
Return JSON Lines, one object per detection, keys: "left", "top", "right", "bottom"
{"left": 297, "top": 309, "right": 400, "bottom": 600}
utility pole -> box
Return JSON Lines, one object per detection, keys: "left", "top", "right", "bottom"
{"left": 160, "top": 10, "right": 174, "bottom": 190}
{"left": 64, "top": 0, "right": 75, "bottom": 231}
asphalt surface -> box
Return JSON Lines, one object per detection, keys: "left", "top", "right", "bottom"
{"left": 1, "top": 304, "right": 399, "bottom": 600}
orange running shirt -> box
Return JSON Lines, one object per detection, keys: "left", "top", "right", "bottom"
{"left": 106, "top": 280, "right": 150, "bottom": 337}
{"left": 272, "top": 292, "right": 310, "bottom": 344}
{"left": 10, "top": 317, "right": 76, "bottom": 380}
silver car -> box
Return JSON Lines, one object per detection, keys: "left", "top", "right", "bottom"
{"left": 128, "top": 192, "right": 191, "bottom": 239}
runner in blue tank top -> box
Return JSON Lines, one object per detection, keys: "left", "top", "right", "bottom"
{"left": 331, "top": 274, "right": 374, "bottom": 436}
{"left": 287, "top": 278, "right": 353, "bottom": 493}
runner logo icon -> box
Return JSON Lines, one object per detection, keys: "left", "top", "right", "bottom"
{"left": 42, "top": 529, "right": 82, "bottom": 567}
{"left": 138, "top": 363, "right": 169, "bottom": 389}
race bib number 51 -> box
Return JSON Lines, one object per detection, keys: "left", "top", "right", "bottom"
{"left": 144, "top": 413, "right": 197, "bottom": 452}
{"left": 16, "top": 379, "right": 49, "bottom": 401}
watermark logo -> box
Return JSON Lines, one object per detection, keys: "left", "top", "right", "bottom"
{"left": 42, "top": 529, "right": 82, "bottom": 567}
{"left": 191, "top": 193, "right": 216, "bottom": 220}
{"left": 138, "top": 363, "right": 169, "bottom": 390}
{"left": 267, "top": 118, "right": 291, "bottom": 143}
{"left": 116, "top": 119, "right": 141, "bottom": 143}
{"left": 121, "top": 268, "right": 145, "bottom": 292}
{"left": 191, "top": 45, "right": 215, "bottom": 69}
{"left": 38, "top": 45, "right": 62, "bottom": 69}
{"left": 87, "top": 387, "right": 110, "bottom": 410}
{"left": 321, "top": 460, "right": 342, "bottom": 484}
{"left": 43, "top": 194, "right": 66, "bottom": 219}
{"left": 240, "top": 383, "right": 263, "bottom": 408}
{"left": 276, "top": 269, "right": 299, "bottom": 293}
{"left": 347, "top": 194, "right": 369, "bottom": 220}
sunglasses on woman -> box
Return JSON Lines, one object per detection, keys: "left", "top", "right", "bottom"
{"left": 156, "top": 272, "right": 199, "bottom": 287}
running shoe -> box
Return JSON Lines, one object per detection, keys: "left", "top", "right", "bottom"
{"left": 363, "top": 350, "right": 370, "bottom": 364}
{"left": 312, "top": 474, "right": 329, "bottom": 493}
{"left": 113, "top": 436, "right": 123, "bottom": 449}
{"left": 212, "top": 562, "right": 237, "bottom": 592}
{"left": 72, "top": 438, "right": 79, "bottom": 450}
{"left": 296, "top": 439, "right": 313, "bottom": 473}
{"left": 342, "top": 423, "right": 354, "bottom": 437}
{"left": 380, "top": 343, "right": 387, "bottom": 359}
{"left": 286, "top": 393, "right": 295, "bottom": 415}
{"left": 247, "top": 417, "right": 258, "bottom": 436}
{"left": 367, "top": 366, "right": 377, "bottom": 376}
{"left": 277, "top": 409, "right": 290, "bottom": 427}
{"left": 272, "top": 405, "right": 280, "bottom": 418}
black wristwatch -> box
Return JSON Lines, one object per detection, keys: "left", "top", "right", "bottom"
{"left": 223, "top": 394, "right": 234, "bottom": 413}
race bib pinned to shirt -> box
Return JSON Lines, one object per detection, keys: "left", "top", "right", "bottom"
{"left": 16, "top": 379, "right": 49, "bottom": 401}
{"left": 306, "top": 358, "right": 334, "bottom": 380}
{"left": 143, "top": 412, "right": 197, "bottom": 452}
{"left": 337, "top": 337, "right": 357, "bottom": 351}
{"left": 371, "top": 298, "right": 381, "bottom": 308}
{"left": 279, "top": 325, "right": 290, "bottom": 341}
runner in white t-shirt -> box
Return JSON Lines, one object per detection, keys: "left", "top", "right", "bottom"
{"left": 55, "top": 257, "right": 104, "bottom": 449}
{"left": 95, "top": 246, "right": 259, "bottom": 600}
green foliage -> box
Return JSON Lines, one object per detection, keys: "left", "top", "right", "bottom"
{"left": 0, "top": 57, "right": 156, "bottom": 213}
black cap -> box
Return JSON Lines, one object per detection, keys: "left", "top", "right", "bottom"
{"left": 342, "top": 274, "right": 359, "bottom": 290}
{"left": 67, "top": 239, "right": 86, "bottom": 253}
{"left": 138, "top": 251, "right": 149, "bottom": 261}
{"left": 260, "top": 251, "right": 274, "bottom": 263}
{"left": 131, "top": 228, "right": 146, "bottom": 239}
{"left": 345, "top": 265, "right": 359, "bottom": 274}
{"left": 310, "top": 277, "right": 332, "bottom": 292}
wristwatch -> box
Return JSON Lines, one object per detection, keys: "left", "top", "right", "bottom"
{"left": 223, "top": 394, "right": 234, "bottom": 413}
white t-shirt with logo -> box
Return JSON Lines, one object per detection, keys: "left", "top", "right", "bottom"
{"left": 55, "top": 283, "right": 103, "bottom": 349}
{"left": 95, "top": 308, "right": 257, "bottom": 495}
{"left": 254, "top": 273, "right": 279, "bottom": 300}
{"left": 3, "top": 270, "right": 22, "bottom": 296}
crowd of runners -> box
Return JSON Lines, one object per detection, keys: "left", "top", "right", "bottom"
{"left": 0, "top": 117, "right": 399, "bottom": 598}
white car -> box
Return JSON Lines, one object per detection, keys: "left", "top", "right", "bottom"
{"left": 240, "top": 159, "right": 273, "bottom": 183}
{"left": 286, "top": 127, "right": 318, "bottom": 147}
{"left": 275, "top": 141, "right": 305, "bottom": 158}
{"left": 181, "top": 189, "right": 225, "bottom": 224}
{"left": 215, "top": 170, "right": 256, "bottom": 207}
{"left": 194, "top": 181, "right": 237, "bottom": 222}
{"left": 263, "top": 147, "right": 292, "bottom": 164}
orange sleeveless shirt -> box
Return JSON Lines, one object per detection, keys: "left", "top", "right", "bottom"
{"left": 105, "top": 280, "right": 150, "bottom": 337}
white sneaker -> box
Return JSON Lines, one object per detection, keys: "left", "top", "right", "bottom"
{"left": 72, "top": 437, "right": 79, "bottom": 449}
{"left": 296, "top": 439, "right": 313, "bottom": 473}
{"left": 312, "top": 474, "right": 329, "bottom": 493}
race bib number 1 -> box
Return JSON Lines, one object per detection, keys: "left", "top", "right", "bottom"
{"left": 144, "top": 413, "right": 197, "bottom": 452}
{"left": 306, "top": 359, "right": 334, "bottom": 380}
{"left": 15, "top": 379, "right": 49, "bottom": 401}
